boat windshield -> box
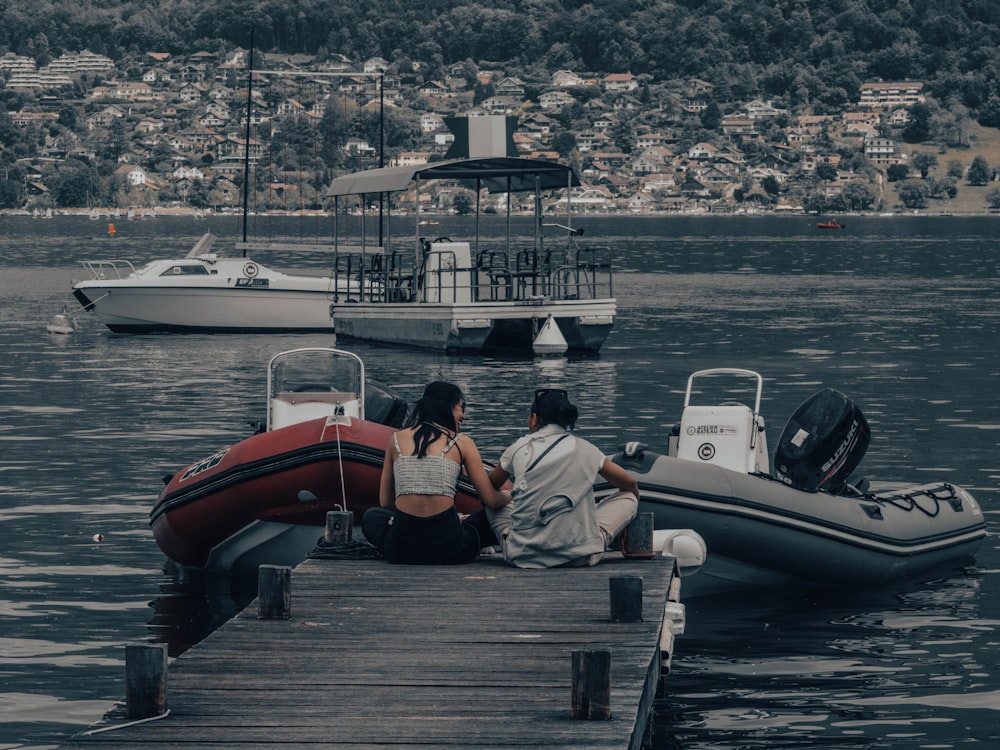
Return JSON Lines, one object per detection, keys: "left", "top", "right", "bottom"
{"left": 160, "top": 264, "right": 211, "bottom": 276}
{"left": 267, "top": 348, "right": 365, "bottom": 430}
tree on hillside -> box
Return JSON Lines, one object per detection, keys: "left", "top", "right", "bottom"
{"left": 0, "top": 174, "right": 23, "bottom": 208}
{"left": 700, "top": 100, "right": 722, "bottom": 130}
{"left": 902, "top": 103, "right": 931, "bottom": 143}
{"left": 48, "top": 158, "right": 98, "bottom": 207}
{"left": 611, "top": 120, "right": 633, "bottom": 154}
{"left": 927, "top": 176, "right": 957, "bottom": 199}
{"left": 977, "top": 96, "right": 1000, "bottom": 128}
{"left": 896, "top": 178, "right": 931, "bottom": 209}
{"left": 551, "top": 131, "right": 577, "bottom": 159}
{"left": 842, "top": 180, "right": 877, "bottom": 211}
{"left": 968, "top": 156, "right": 992, "bottom": 185}
{"left": 814, "top": 162, "right": 838, "bottom": 181}
{"left": 886, "top": 163, "right": 909, "bottom": 182}
{"left": 911, "top": 152, "right": 937, "bottom": 178}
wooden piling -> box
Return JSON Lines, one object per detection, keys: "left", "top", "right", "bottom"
{"left": 324, "top": 510, "right": 353, "bottom": 544}
{"left": 256, "top": 564, "right": 291, "bottom": 620}
{"left": 571, "top": 649, "right": 613, "bottom": 720}
{"left": 610, "top": 574, "right": 644, "bottom": 622}
{"left": 622, "top": 512, "right": 655, "bottom": 558}
{"left": 124, "top": 643, "right": 167, "bottom": 719}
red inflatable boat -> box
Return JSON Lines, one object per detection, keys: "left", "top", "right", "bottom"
{"left": 150, "top": 347, "right": 485, "bottom": 571}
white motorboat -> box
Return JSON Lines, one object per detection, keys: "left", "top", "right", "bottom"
{"left": 322, "top": 156, "right": 617, "bottom": 354}
{"left": 601, "top": 369, "right": 987, "bottom": 596}
{"left": 71, "top": 233, "right": 365, "bottom": 333}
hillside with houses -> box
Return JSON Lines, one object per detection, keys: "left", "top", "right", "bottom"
{"left": 3, "top": 45, "right": 1000, "bottom": 216}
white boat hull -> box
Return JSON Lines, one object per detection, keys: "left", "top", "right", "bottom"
{"left": 75, "top": 282, "right": 335, "bottom": 332}
{"left": 72, "top": 242, "right": 344, "bottom": 333}
{"left": 602, "top": 449, "right": 986, "bottom": 595}
{"left": 333, "top": 299, "right": 615, "bottom": 352}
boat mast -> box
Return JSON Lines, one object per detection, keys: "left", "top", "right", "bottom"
{"left": 240, "top": 27, "right": 255, "bottom": 254}
{"left": 378, "top": 70, "right": 385, "bottom": 248}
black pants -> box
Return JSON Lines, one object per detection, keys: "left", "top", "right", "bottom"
{"left": 362, "top": 506, "right": 492, "bottom": 565}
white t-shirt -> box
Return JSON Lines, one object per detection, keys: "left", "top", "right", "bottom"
{"left": 498, "top": 424, "right": 606, "bottom": 568}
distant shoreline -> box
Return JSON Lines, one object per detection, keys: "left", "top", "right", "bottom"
{"left": 4, "top": 207, "right": 1000, "bottom": 219}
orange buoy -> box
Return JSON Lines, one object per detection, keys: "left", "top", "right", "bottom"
{"left": 108, "top": 223, "right": 116, "bottom": 236}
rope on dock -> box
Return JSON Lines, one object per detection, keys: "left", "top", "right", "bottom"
{"left": 307, "top": 538, "right": 383, "bottom": 560}
{"left": 81, "top": 708, "right": 171, "bottom": 735}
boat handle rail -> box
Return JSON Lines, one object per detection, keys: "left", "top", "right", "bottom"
{"left": 80, "top": 259, "right": 138, "bottom": 279}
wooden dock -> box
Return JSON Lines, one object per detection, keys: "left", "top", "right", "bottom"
{"left": 60, "top": 552, "right": 683, "bottom": 750}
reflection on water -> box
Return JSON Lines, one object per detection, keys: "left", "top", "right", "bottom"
{"left": 658, "top": 572, "right": 999, "bottom": 748}
{"left": 147, "top": 563, "right": 258, "bottom": 656}
{"left": 1, "top": 215, "right": 998, "bottom": 749}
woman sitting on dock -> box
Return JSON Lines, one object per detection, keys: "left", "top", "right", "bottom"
{"left": 362, "top": 381, "right": 512, "bottom": 564}
{"left": 485, "top": 388, "right": 640, "bottom": 568}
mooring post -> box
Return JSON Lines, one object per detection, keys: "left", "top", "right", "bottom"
{"left": 571, "top": 649, "right": 612, "bottom": 720}
{"left": 610, "top": 574, "right": 643, "bottom": 622}
{"left": 125, "top": 643, "right": 167, "bottom": 719}
{"left": 325, "top": 510, "right": 353, "bottom": 544}
{"left": 622, "top": 511, "right": 655, "bottom": 558}
{"left": 257, "top": 564, "right": 291, "bottom": 620}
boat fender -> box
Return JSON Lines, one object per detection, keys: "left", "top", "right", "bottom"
{"left": 654, "top": 529, "right": 707, "bottom": 578}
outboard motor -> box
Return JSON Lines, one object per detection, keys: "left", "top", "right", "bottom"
{"left": 774, "top": 388, "right": 871, "bottom": 494}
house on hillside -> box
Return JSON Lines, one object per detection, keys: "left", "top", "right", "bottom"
{"left": 86, "top": 105, "right": 127, "bottom": 129}
{"left": 631, "top": 147, "right": 672, "bottom": 175}
{"left": 418, "top": 81, "right": 450, "bottom": 99}
{"left": 420, "top": 113, "right": 446, "bottom": 133}
{"left": 481, "top": 96, "right": 521, "bottom": 114}
{"left": 539, "top": 90, "right": 576, "bottom": 110}
{"left": 116, "top": 164, "right": 148, "bottom": 186}
{"left": 687, "top": 142, "right": 720, "bottom": 160}
{"left": 552, "top": 70, "right": 586, "bottom": 88}
{"left": 721, "top": 117, "right": 757, "bottom": 137}
{"left": 551, "top": 186, "right": 614, "bottom": 212}
{"left": 364, "top": 57, "right": 389, "bottom": 73}
{"left": 745, "top": 99, "right": 786, "bottom": 120}
{"left": 603, "top": 73, "right": 637, "bottom": 92}
{"left": 864, "top": 137, "right": 903, "bottom": 165}
{"left": 859, "top": 81, "right": 925, "bottom": 109}
{"left": 495, "top": 77, "right": 526, "bottom": 97}
{"left": 625, "top": 191, "right": 658, "bottom": 213}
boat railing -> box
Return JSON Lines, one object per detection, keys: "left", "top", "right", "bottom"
{"left": 79, "top": 259, "right": 139, "bottom": 280}
{"left": 330, "top": 242, "right": 614, "bottom": 305}
{"left": 569, "top": 246, "right": 615, "bottom": 300}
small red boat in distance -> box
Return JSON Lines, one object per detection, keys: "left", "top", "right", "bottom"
{"left": 816, "top": 219, "right": 846, "bottom": 229}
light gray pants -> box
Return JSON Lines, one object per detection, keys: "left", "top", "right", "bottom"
{"left": 485, "top": 490, "right": 638, "bottom": 566}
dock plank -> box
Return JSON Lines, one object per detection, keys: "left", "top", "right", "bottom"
{"left": 60, "top": 553, "right": 678, "bottom": 750}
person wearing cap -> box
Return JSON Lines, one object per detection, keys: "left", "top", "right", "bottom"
{"left": 485, "top": 388, "right": 640, "bottom": 569}
{"left": 362, "top": 381, "right": 512, "bottom": 564}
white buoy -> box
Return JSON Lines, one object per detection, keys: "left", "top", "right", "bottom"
{"left": 532, "top": 314, "right": 567, "bottom": 355}
{"left": 46, "top": 309, "right": 77, "bottom": 335}
{"left": 653, "top": 528, "right": 708, "bottom": 577}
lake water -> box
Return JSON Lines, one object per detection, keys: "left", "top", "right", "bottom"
{"left": 1, "top": 213, "right": 998, "bottom": 749}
